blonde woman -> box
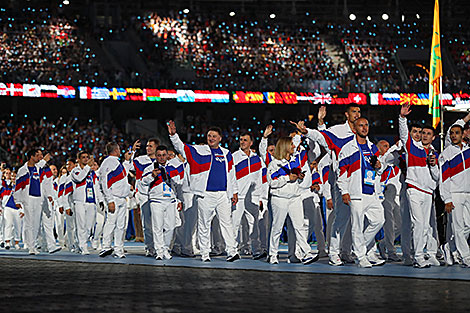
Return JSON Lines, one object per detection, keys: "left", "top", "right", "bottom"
{"left": 267, "top": 137, "right": 319, "bottom": 265}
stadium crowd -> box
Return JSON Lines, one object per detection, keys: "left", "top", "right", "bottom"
{"left": 1, "top": 104, "right": 469, "bottom": 270}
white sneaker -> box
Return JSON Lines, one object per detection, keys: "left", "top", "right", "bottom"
{"left": 367, "top": 250, "right": 386, "bottom": 266}
{"left": 413, "top": 257, "right": 431, "bottom": 268}
{"left": 441, "top": 243, "right": 453, "bottom": 266}
{"left": 81, "top": 248, "right": 90, "bottom": 255}
{"left": 427, "top": 255, "right": 441, "bottom": 266}
{"left": 14, "top": 244, "right": 20, "bottom": 250}
{"left": 453, "top": 250, "right": 463, "bottom": 265}
{"left": 155, "top": 255, "right": 163, "bottom": 260}
{"left": 163, "top": 251, "right": 172, "bottom": 260}
{"left": 201, "top": 254, "right": 211, "bottom": 262}
{"left": 29, "top": 248, "right": 40, "bottom": 255}
{"left": 5, "top": 242, "right": 10, "bottom": 250}
{"left": 461, "top": 257, "right": 470, "bottom": 268}
{"left": 268, "top": 255, "right": 279, "bottom": 264}
{"left": 329, "top": 254, "right": 344, "bottom": 266}
{"left": 357, "top": 258, "right": 373, "bottom": 268}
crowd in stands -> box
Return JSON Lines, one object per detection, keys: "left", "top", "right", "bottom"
{"left": 2, "top": 7, "right": 470, "bottom": 93}
{"left": 138, "top": 12, "right": 348, "bottom": 92}
{"left": 0, "top": 8, "right": 104, "bottom": 85}
{"left": 0, "top": 116, "right": 136, "bottom": 169}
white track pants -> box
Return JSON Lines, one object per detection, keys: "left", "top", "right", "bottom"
{"left": 382, "top": 185, "right": 402, "bottom": 254}
{"left": 329, "top": 185, "right": 352, "bottom": 257}
{"left": 93, "top": 206, "right": 106, "bottom": 246}
{"left": 150, "top": 199, "right": 177, "bottom": 255}
{"left": 65, "top": 208, "right": 77, "bottom": 250}
{"left": 102, "top": 198, "right": 128, "bottom": 254}
{"left": 350, "top": 195, "right": 385, "bottom": 260}
{"left": 450, "top": 193, "right": 470, "bottom": 260}
{"left": 23, "top": 196, "right": 43, "bottom": 251}
{"left": 197, "top": 191, "right": 237, "bottom": 256}
{"left": 137, "top": 193, "right": 154, "bottom": 253}
{"left": 407, "top": 188, "right": 438, "bottom": 260}
{"left": 41, "top": 200, "right": 57, "bottom": 251}
{"left": 269, "top": 195, "right": 311, "bottom": 258}
{"left": 74, "top": 202, "right": 96, "bottom": 251}
{"left": 4, "top": 207, "right": 22, "bottom": 242}
{"left": 181, "top": 192, "right": 198, "bottom": 255}
{"left": 400, "top": 184, "right": 412, "bottom": 258}
{"left": 232, "top": 195, "right": 261, "bottom": 254}
{"left": 55, "top": 207, "right": 65, "bottom": 247}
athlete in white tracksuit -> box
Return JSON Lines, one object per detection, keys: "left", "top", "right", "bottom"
{"left": 39, "top": 162, "right": 61, "bottom": 253}
{"left": 439, "top": 123, "right": 470, "bottom": 267}
{"left": 58, "top": 160, "right": 79, "bottom": 252}
{"left": 399, "top": 104, "right": 440, "bottom": 267}
{"left": 267, "top": 137, "right": 319, "bottom": 265}
{"left": 179, "top": 160, "right": 199, "bottom": 256}
{"left": 70, "top": 152, "right": 100, "bottom": 255}
{"left": 99, "top": 143, "right": 132, "bottom": 258}
{"left": 14, "top": 150, "right": 50, "bottom": 254}
{"left": 378, "top": 141, "right": 403, "bottom": 262}
{"left": 168, "top": 121, "right": 239, "bottom": 262}
{"left": 128, "top": 138, "right": 159, "bottom": 256}
{"left": 1, "top": 174, "right": 23, "bottom": 249}
{"left": 337, "top": 118, "right": 385, "bottom": 268}
{"left": 296, "top": 105, "right": 361, "bottom": 266}
{"left": 232, "top": 134, "right": 264, "bottom": 257}
{"left": 141, "top": 150, "right": 184, "bottom": 259}
{"left": 53, "top": 175, "right": 65, "bottom": 248}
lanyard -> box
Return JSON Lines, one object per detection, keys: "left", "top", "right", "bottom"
{"left": 357, "top": 141, "right": 372, "bottom": 170}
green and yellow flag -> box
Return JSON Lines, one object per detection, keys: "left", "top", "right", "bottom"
{"left": 429, "top": 0, "right": 442, "bottom": 129}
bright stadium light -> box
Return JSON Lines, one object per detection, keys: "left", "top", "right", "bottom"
{"left": 229, "top": 11, "right": 235, "bottom": 17}
{"left": 183, "top": 8, "right": 189, "bottom": 14}
{"left": 63, "top": 0, "right": 69, "bottom": 4}
{"left": 382, "top": 13, "right": 389, "bottom": 20}
{"left": 349, "top": 13, "right": 356, "bottom": 21}
{"left": 416, "top": 13, "right": 420, "bottom": 19}
{"left": 269, "top": 13, "right": 276, "bottom": 19}
{"left": 367, "top": 15, "right": 372, "bottom": 21}
{"left": 402, "top": 14, "right": 405, "bottom": 22}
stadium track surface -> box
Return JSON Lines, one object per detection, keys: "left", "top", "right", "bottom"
{"left": 0, "top": 257, "right": 469, "bottom": 313}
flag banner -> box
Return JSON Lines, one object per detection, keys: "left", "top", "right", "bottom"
{"left": 429, "top": 0, "right": 443, "bottom": 128}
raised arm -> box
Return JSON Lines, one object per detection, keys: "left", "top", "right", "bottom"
{"left": 168, "top": 120, "right": 187, "bottom": 159}
{"left": 398, "top": 104, "right": 411, "bottom": 146}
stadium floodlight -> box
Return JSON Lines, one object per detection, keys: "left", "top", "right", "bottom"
{"left": 349, "top": 13, "right": 356, "bottom": 21}
{"left": 402, "top": 14, "right": 405, "bottom": 22}
{"left": 416, "top": 13, "right": 420, "bottom": 19}
{"left": 63, "top": 0, "right": 69, "bottom": 4}
{"left": 367, "top": 15, "right": 372, "bottom": 21}
{"left": 229, "top": 11, "right": 235, "bottom": 17}
{"left": 269, "top": 13, "right": 276, "bottom": 19}
{"left": 382, "top": 13, "right": 389, "bottom": 20}
{"left": 183, "top": 8, "right": 189, "bottom": 14}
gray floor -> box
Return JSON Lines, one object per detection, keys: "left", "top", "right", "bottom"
{"left": 0, "top": 257, "right": 469, "bottom": 313}
{"left": 1, "top": 242, "right": 470, "bottom": 281}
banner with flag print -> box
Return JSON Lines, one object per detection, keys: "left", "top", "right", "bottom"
{"left": 429, "top": 0, "right": 443, "bottom": 129}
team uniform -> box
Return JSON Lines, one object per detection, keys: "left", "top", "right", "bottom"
{"left": 399, "top": 116, "right": 440, "bottom": 267}
{"left": 70, "top": 164, "right": 99, "bottom": 254}
{"left": 170, "top": 133, "right": 239, "bottom": 261}
{"left": 99, "top": 155, "right": 132, "bottom": 258}
{"left": 439, "top": 141, "right": 470, "bottom": 267}
{"left": 232, "top": 149, "right": 264, "bottom": 255}
{"left": 267, "top": 149, "right": 318, "bottom": 264}
{"left": 129, "top": 154, "right": 157, "bottom": 256}
{"left": 305, "top": 122, "right": 355, "bottom": 265}
{"left": 337, "top": 138, "right": 385, "bottom": 267}
{"left": 141, "top": 158, "right": 184, "bottom": 259}
{"left": 14, "top": 159, "right": 50, "bottom": 254}
{"left": 0, "top": 181, "right": 22, "bottom": 248}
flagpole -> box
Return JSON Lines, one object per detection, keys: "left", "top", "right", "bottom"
{"left": 440, "top": 78, "right": 444, "bottom": 151}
